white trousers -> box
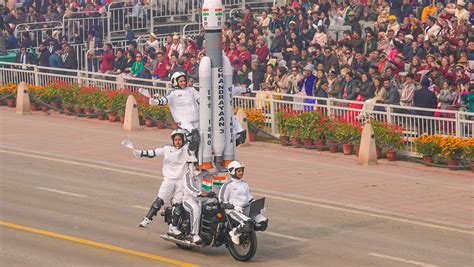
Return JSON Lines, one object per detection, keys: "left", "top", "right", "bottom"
{"left": 157, "top": 178, "right": 183, "bottom": 205}
{"left": 183, "top": 199, "right": 201, "bottom": 235}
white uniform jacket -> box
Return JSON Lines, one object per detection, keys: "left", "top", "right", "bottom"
{"left": 141, "top": 144, "right": 190, "bottom": 180}
{"left": 149, "top": 87, "right": 200, "bottom": 130}
{"left": 218, "top": 178, "right": 253, "bottom": 211}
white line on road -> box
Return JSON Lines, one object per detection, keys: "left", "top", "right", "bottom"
{"left": 3, "top": 149, "right": 472, "bottom": 235}
{"left": 131, "top": 205, "right": 307, "bottom": 242}
{"left": 261, "top": 231, "right": 308, "bottom": 242}
{"left": 369, "top": 253, "right": 438, "bottom": 267}
{"left": 35, "top": 187, "right": 87, "bottom": 198}
{"left": 131, "top": 205, "right": 149, "bottom": 210}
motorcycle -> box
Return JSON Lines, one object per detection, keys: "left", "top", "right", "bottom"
{"left": 160, "top": 194, "right": 264, "bottom": 262}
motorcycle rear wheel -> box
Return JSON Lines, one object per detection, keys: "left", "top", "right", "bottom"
{"left": 227, "top": 231, "right": 257, "bottom": 261}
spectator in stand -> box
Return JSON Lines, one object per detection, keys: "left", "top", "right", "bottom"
{"left": 99, "top": 43, "right": 115, "bottom": 74}
{"left": 109, "top": 48, "right": 128, "bottom": 74}
{"left": 16, "top": 46, "right": 36, "bottom": 69}
{"left": 49, "top": 48, "right": 65, "bottom": 73}
{"left": 5, "top": 30, "right": 19, "bottom": 50}
{"left": 124, "top": 24, "right": 135, "bottom": 42}
{"left": 63, "top": 44, "right": 78, "bottom": 70}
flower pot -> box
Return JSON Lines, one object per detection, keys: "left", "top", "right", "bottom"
{"left": 376, "top": 147, "right": 382, "bottom": 159}
{"left": 84, "top": 108, "right": 95, "bottom": 118}
{"left": 6, "top": 98, "right": 15, "bottom": 108}
{"left": 97, "top": 113, "right": 105, "bottom": 120}
{"left": 30, "top": 102, "right": 38, "bottom": 111}
{"left": 170, "top": 122, "right": 179, "bottom": 129}
{"left": 290, "top": 137, "right": 300, "bottom": 147}
{"left": 40, "top": 105, "right": 49, "bottom": 112}
{"left": 423, "top": 156, "right": 434, "bottom": 166}
{"left": 156, "top": 120, "right": 166, "bottom": 129}
{"left": 447, "top": 160, "right": 459, "bottom": 171}
{"left": 342, "top": 144, "right": 353, "bottom": 155}
{"left": 120, "top": 115, "right": 125, "bottom": 124}
{"left": 302, "top": 138, "right": 314, "bottom": 149}
{"left": 50, "top": 100, "right": 60, "bottom": 109}
{"left": 64, "top": 107, "right": 73, "bottom": 115}
{"left": 328, "top": 142, "right": 338, "bottom": 153}
{"left": 0, "top": 99, "right": 4, "bottom": 106}
{"left": 354, "top": 145, "right": 360, "bottom": 157}
{"left": 108, "top": 112, "right": 117, "bottom": 122}
{"left": 249, "top": 131, "right": 258, "bottom": 142}
{"left": 314, "top": 139, "right": 325, "bottom": 151}
{"left": 74, "top": 107, "right": 84, "bottom": 115}
{"left": 279, "top": 136, "right": 290, "bottom": 146}
{"left": 145, "top": 118, "right": 154, "bottom": 127}
{"left": 386, "top": 150, "right": 397, "bottom": 161}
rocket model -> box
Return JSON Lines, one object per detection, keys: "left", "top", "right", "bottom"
{"left": 199, "top": 0, "right": 235, "bottom": 170}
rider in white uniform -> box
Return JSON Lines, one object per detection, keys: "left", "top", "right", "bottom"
{"left": 133, "top": 129, "right": 189, "bottom": 235}
{"left": 218, "top": 161, "right": 268, "bottom": 244}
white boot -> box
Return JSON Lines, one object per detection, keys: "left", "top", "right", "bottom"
{"left": 229, "top": 228, "right": 241, "bottom": 245}
{"left": 188, "top": 153, "right": 198, "bottom": 163}
{"left": 139, "top": 217, "right": 152, "bottom": 228}
{"left": 192, "top": 234, "right": 202, "bottom": 244}
{"left": 168, "top": 224, "right": 181, "bottom": 236}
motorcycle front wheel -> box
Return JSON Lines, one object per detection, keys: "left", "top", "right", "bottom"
{"left": 227, "top": 231, "right": 257, "bottom": 261}
{"left": 176, "top": 243, "right": 194, "bottom": 250}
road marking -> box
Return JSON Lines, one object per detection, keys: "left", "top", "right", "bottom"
{"left": 0, "top": 220, "right": 198, "bottom": 267}
{"left": 369, "top": 253, "right": 438, "bottom": 267}
{"left": 261, "top": 231, "right": 307, "bottom": 242}
{"left": 36, "top": 187, "right": 87, "bottom": 198}
{"left": 2, "top": 149, "right": 473, "bottom": 235}
{"left": 131, "top": 205, "right": 149, "bottom": 210}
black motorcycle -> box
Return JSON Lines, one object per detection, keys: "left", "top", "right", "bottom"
{"left": 160, "top": 195, "right": 264, "bottom": 262}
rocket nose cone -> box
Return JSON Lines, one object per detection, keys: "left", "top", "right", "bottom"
{"left": 202, "top": 0, "right": 224, "bottom": 30}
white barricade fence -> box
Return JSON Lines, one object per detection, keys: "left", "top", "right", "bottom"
{"left": 108, "top": 3, "right": 152, "bottom": 40}
{"left": 1, "top": 62, "right": 472, "bottom": 156}
{"left": 62, "top": 14, "right": 108, "bottom": 43}
{"left": 14, "top": 22, "right": 64, "bottom": 48}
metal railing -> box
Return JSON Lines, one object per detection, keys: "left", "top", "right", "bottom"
{"left": 1, "top": 62, "right": 472, "bottom": 156}
{"left": 14, "top": 22, "right": 64, "bottom": 48}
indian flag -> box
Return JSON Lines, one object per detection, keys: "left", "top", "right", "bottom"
{"left": 202, "top": 178, "right": 212, "bottom": 191}
{"left": 215, "top": 8, "right": 222, "bottom": 16}
{"left": 213, "top": 176, "right": 226, "bottom": 186}
{"left": 202, "top": 8, "right": 209, "bottom": 16}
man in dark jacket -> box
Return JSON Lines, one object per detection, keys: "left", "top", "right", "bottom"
{"left": 62, "top": 44, "right": 78, "bottom": 70}
{"left": 414, "top": 77, "right": 438, "bottom": 117}
{"left": 323, "top": 47, "right": 340, "bottom": 73}
{"left": 136, "top": 60, "right": 153, "bottom": 86}
{"left": 270, "top": 28, "right": 286, "bottom": 55}
{"left": 37, "top": 43, "right": 51, "bottom": 69}
{"left": 15, "top": 46, "right": 36, "bottom": 69}
{"left": 49, "top": 48, "right": 65, "bottom": 74}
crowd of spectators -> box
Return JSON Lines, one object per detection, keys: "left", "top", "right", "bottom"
{"left": 2, "top": 0, "right": 474, "bottom": 114}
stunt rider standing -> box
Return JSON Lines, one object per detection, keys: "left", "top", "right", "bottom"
{"left": 219, "top": 161, "right": 268, "bottom": 244}
{"left": 131, "top": 129, "right": 190, "bottom": 235}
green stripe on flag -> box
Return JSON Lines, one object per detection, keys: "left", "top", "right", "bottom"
{"left": 213, "top": 181, "right": 225, "bottom": 186}
{"left": 202, "top": 12, "right": 209, "bottom": 16}
{"left": 215, "top": 12, "right": 222, "bottom": 16}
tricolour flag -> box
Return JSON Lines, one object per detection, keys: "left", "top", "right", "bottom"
{"left": 215, "top": 8, "right": 222, "bottom": 16}
{"left": 202, "top": 178, "right": 212, "bottom": 191}
{"left": 213, "top": 176, "right": 226, "bottom": 186}
{"left": 202, "top": 8, "right": 209, "bottom": 16}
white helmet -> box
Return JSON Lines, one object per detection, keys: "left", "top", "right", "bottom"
{"left": 170, "top": 71, "right": 187, "bottom": 88}
{"left": 227, "top": 161, "right": 245, "bottom": 177}
{"left": 171, "top": 128, "right": 187, "bottom": 141}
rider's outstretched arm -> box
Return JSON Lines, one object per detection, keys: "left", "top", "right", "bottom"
{"left": 133, "top": 147, "right": 165, "bottom": 158}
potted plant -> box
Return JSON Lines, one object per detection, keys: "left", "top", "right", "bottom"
{"left": 300, "top": 112, "right": 316, "bottom": 149}
{"left": 142, "top": 105, "right": 156, "bottom": 127}
{"left": 335, "top": 121, "right": 359, "bottom": 155}
{"left": 276, "top": 111, "right": 290, "bottom": 146}
{"left": 287, "top": 113, "right": 302, "bottom": 147}
{"left": 324, "top": 119, "right": 339, "bottom": 153}
{"left": 155, "top": 106, "right": 171, "bottom": 129}
{"left": 462, "top": 138, "right": 474, "bottom": 172}
{"left": 440, "top": 136, "right": 464, "bottom": 170}
{"left": 382, "top": 123, "right": 404, "bottom": 161}
{"left": 107, "top": 91, "right": 128, "bottom": 123}
{"left": 1, "top": 83, "right": 17, "bottom": 107}
{"left": 245, "top": 108, "right": 265, "bottom": 142}
{"left": 371, "top": 120, "right": 385, "bottom": 159}
{"left": 56, "top": 84, "right": 80, "bottom": 115}
{"left": 92, "top": 90, "right": 109, "bottom": 120}
{"left": 79, "top": 88, "right": 97, "bottom": 118}
{"left": 414, "top": 135, "right": 442, "bottom": 166}
{"left": 310, "top": 111, "right": 326, "bottom": 151}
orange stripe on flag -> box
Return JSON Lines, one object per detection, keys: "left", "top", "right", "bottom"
{"left": 215, "top": 8, "right": 222, "bottom": 11}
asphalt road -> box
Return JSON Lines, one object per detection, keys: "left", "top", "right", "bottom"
{"left": 1, "top": 151, "right": 473, "bottom": 267}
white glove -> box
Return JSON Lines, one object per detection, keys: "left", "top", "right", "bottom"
{"left": 138, "top": 88, "right": 151, "bottom": 98}
{"left": 132, "top": 149, "right": 141, "bottom": 158}
{"left": 121, "top": 139, "right": 135, "bottom": 150}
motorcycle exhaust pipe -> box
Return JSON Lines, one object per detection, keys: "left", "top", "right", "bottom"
{"left": 159, "top": 234, "right": 202, "bottom": 248}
